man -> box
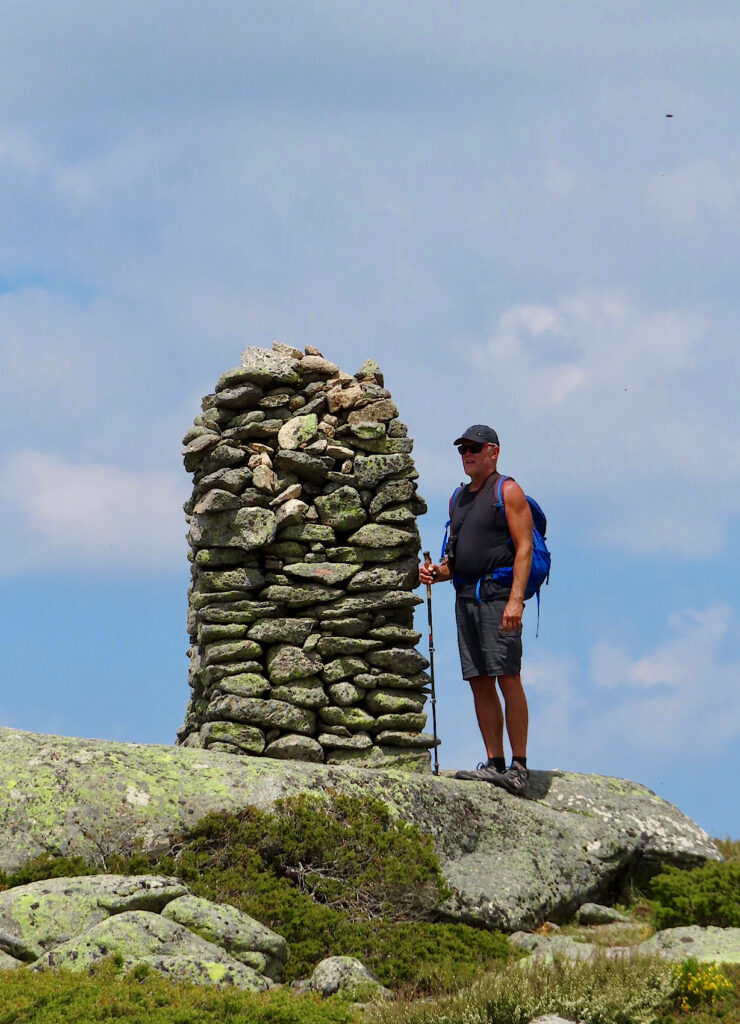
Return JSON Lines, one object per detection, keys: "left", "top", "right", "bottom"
{"left": 419, "top": 425, "right": 533, "bottom": 795}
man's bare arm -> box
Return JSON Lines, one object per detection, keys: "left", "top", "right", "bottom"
{"left": 501, "top": 479, "right": 533, "bottom": 631}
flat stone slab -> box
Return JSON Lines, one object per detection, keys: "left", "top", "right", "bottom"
{"left": 638, "top": 926, "right": 740, "bottom": 964}
{"left": 0, "top": 727, "right": 721, "bottom": 934}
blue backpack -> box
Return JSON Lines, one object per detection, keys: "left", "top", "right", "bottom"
{"left": 440, "top": 475, "right": 551, "bottom": 631}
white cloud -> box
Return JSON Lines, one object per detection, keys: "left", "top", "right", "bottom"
{"left": 459, "top": 290, "right": 739, "bottom": 556}
{"left": 588, "top": 603, "right": 740, "bottom": 757}
{"left": 0, "top": 451, "right": 187, "bottom": 573}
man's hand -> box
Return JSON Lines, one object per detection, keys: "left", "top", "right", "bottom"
{"left": 419, "top": 561, "right": 439, "bottom": 586}
{"left": 502, "top": 597, "right": 524, "bottom": 632}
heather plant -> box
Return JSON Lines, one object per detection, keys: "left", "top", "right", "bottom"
{"left": 373, "top": 952, "right": 677, "bottom": 1024}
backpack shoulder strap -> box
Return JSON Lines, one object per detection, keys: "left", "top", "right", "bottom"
{"left": 494, "top": 474, "right": 509, "bottom": 512}
{"left": 440, "top": 483, "right": 465, "bottom": 561}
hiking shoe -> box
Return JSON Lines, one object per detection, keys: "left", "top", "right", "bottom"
{"left": 454, "top": 761, "right": 503, "bottom": 782}
{"left": 489, "top": 762, "right": 530, "bottom": 796}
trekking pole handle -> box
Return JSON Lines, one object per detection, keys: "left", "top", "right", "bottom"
{"left": 423, "top": 551, "right": 439, "bottom": 585}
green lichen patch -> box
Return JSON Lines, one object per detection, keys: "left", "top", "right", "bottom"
{"left": 32, "top": 909, "right": 272, "bottom": 992}
{"left": 0, "top": 875, "right": 187, "bottom": 961}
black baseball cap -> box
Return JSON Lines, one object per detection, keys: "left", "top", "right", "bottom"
{"left": 453, "top": 424, "right": 500, "bottom": 447}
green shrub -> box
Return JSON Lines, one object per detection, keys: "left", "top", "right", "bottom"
{"left": 0, "top": 853, "right": 94, "bottom": 890}
{"left": 151, "top": 791, "right": 451, "bottom": 922}
{"left": 649, "top": 861, "right": 740, "bottom": 928}
{"left": 121, "top": 793, "right": 509, "bottom": 990}
{"left": 1, "top": 792, "right": 511, "bottom": 994}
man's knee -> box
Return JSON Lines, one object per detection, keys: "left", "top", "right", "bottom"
{"left": 497, "top": 674, "right": 525, "bottom": 698}
{"left": 468, "top": 674, "right": 497, "bottom": 693}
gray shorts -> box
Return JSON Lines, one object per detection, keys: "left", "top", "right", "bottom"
{"left": 455, "top": 596, "right": 523, "bottom": 679}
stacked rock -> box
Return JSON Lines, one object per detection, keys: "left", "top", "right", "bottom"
{"left": 176, "top": 342, "right": 437, "bottom": 771}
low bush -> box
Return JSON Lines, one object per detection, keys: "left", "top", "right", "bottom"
{"left": 0, "top": 792, "right": 511, "bottom": 994}
{"left": 123, "top": 793, "right": 509, "bottom": 989}
{"left": 649, "top": 861, "right": 740, "bottom": 929}
{"left": 0, "top": 853, "right": 94, "bottom": 890}
{"left": 373, "top": 952, "right": 677, "bottom": 1024}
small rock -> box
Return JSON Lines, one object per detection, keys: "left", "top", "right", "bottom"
{"left": 264, "top": 734, "right": 325, "bottom": 763}
{"left": 347, "top": 524, "right": 414, "bottom": 548}
{"left": 282, "top": 561, "right": 359, "bottom": 585}
{"left": 577, "top": 903, "right": 630, "bottom": 925}
{"left": 273, "top": 340, "right": 304, "bottom": 359}
{"left": 161, "top": 894, "right": 289, "bottom": 978}
{"left": 310, "top": 955, "right": 389, "bottom": 999}
{"left": 274, "top": 499, "right": 308, "bottom": 527}
{"left": 638, "top": 926, "right": 740, "bottom": 963}
{"left": 270, "top": 678, "right": 329, "bottom": 709}
{"left": 266, "top": 644, "right": 323, "bottom": 683}
{"left": 314, "top": 486, "right": 367, "bottom": 531}
{"left": 319, "top": 706, "right": 375, "bottom": 732}
{"left": 270, "top": 484, "right": 303, "bottom": 506}
{"left": 318, "top": 732, "right": 372, "bottom": 750}
{"left": 327, "top": 682, "right": 366, "bottom": 706}
{"left": 238, "top": 347, "right": 301, "bottom": 386}
{"left": 326, "top": 383, "right": 366, "bottom": 413}
{"left": 206, "top": 695, "right": 317, "bottom": 735}
{"left": 364, "top": 689, "right": 425, "bottom": 715}
{"left": 277, "top": 414, "right": 319, "bottom": 451}
{"left": 252, "top": 466, "right": 277, "bottom": 493}
{"left": 300, "top": 355, "right": 339, "bottom": 376}
{"left": 247, "top": 619, "right": 316, "bottom": 645}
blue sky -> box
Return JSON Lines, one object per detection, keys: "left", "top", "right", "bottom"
{"left": 0, "top": 2, "right": 738, "bottom": 837}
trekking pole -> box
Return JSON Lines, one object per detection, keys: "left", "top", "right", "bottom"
{"left": 423, "top": 552, "right": 440, "bottom": 776}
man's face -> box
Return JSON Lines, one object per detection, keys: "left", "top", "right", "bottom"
{"left": 457, "top": 441, "right": 498, "bottom": 477}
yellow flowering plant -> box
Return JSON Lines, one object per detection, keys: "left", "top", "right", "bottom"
{"left": 673, "top": 957, "right": 733, "bottom": 1012}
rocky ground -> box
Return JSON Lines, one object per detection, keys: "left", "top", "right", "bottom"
{"left": 0, "top": 727, "right": 720, "bottom": 932}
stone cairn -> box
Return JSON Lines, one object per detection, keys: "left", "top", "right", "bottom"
{"left": 176, "top": 342, "right": 437, "bottom": 771}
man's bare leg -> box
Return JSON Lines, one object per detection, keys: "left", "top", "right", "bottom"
{"left": 468, "top": 675, "right": 505, "bottom": 759}
{"left": 497, "top": 674, "right": 528, "bottom": 760}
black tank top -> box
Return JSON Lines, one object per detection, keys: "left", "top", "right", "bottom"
{"left": 449, "top": 472, "right": 515, "bottom": 599}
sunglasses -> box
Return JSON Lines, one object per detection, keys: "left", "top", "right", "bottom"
{"left": 457, "top": 442, "right": 486, "bottom": 455}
